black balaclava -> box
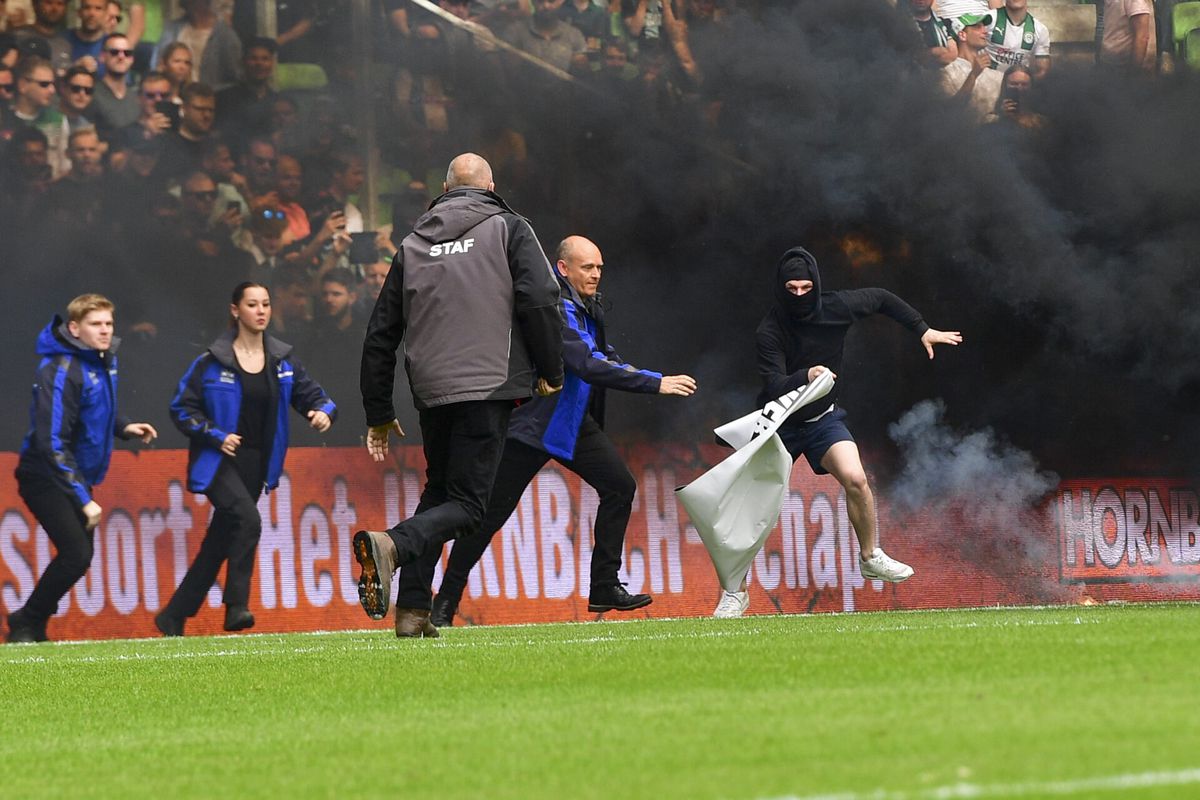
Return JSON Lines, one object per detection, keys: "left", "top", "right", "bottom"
{"left": 774, "top": 246, "right": 822, "bottom": 322}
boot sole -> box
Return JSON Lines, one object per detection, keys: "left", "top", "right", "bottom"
{"left": 588, "top": 595, "right": 654, "bottom": 613}
{"left": 354, "top": 530, "right": 388, "bottom": 620}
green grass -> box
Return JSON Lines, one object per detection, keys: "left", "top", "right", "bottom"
{"left": 1, "top": 605, "right": 1197, "bottom": 799}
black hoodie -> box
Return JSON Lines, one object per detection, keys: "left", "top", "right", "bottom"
{"left": 755, "top": 247, "right": 929, "bottom": 425}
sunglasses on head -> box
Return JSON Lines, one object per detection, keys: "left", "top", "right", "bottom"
{"left": 107, "top": 48, "right": 134, "bottom": 57}
{"left": 68, "top": 83, "right": 95, "bottom": 95}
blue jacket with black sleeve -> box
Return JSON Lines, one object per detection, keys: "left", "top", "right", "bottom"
{"left": 508, "top": 276, "right": 662, "bottom": 460}
{"left": 18, "top": 318, "right": 132, "bottom": 508}
{"left": 170, "top": 330, "right": 336, "bottom": 493}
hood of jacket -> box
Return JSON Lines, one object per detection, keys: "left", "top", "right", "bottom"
{"left": 36, "top": 315, "right": 121, "bottom": 362}
{"left": 774, "top": 246, "right": 823, "bottom": 322}
{"left": 207, "top": 328, "right": 293, "bottom": 369}
{"left": 412, "top": 187, "right": 516, "bottom": 244}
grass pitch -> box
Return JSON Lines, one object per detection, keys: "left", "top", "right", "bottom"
{"left": 1, "top": 604, "right": 1196, "bottom": 800}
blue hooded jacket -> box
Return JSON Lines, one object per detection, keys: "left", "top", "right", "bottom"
{"left": 508, "top": 275, "right": 662, "bottom": 460}
{"left": 18, "top": 317, "right": 132, "bottom": 508}
{"left": 170, "top": 330, "right": 336, "bottom": 493}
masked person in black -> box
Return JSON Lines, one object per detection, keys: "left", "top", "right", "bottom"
{"left": 714, "top": 246, "right": 963, "bottom": 619}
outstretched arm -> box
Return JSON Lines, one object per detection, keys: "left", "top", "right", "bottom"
{"left": 920, "top": 328, "right": 963, "bottom": 359}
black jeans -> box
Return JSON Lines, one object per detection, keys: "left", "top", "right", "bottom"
{"left": 163, "top": 449, "right": 264, "bottom": 618}
{"left": 392, "top": 399, "right": 513, "bottom": 609}
{"left": 14, "top": 468, "right": 94, "bottom": 624}
{"left": 435, "top": 414, "right": 637, "bottom": 607}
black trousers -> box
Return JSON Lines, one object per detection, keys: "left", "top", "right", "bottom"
{"left": 14, "top": 468, "right": 94, "bottom": 624}
{"left": 434, "top": 414, "right": 637, "bottom": 608}
{"left": 392, "top": 399, "right": 513, "bottom": 609}
{"left": 163, "top": 449, "right": 264, "bottom": 618}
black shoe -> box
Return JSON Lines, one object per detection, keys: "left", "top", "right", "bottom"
{"left": 430, "top": 593, "right": 458, "bottom": 628}
{"left": 223, "top": 606, "right": 255, "bottom": 632}
{"left": 588, "top": 584, "right": 653, "bottom": 613}
{"left": 6, "top": 611, "right": 47, "bottom": 643}
{"left": 154, "top": 611, "right": 185, "bottom": 637}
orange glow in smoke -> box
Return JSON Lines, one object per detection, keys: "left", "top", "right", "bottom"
{"left": 839, "top": 233, "right": 884, "bottom": 269}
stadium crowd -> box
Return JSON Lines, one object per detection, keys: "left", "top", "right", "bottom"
{"left": 0, "top": 0, "right": 1186, "bottom": 447}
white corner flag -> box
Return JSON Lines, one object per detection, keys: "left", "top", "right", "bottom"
{"left": 675, "top": 371, "right": 835, "bottom": 593}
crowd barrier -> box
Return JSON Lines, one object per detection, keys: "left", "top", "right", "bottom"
{"left": 1, "top": 448, "right": 1197, "bottom": 640}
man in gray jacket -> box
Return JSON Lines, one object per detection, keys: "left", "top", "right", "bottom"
{"left": 355, "top": 152, "right": 564, "bottom": 637}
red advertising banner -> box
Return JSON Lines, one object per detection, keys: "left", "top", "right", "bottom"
{"left": 2, "top": 449, "right": 1198, "bottom": 641}
{"left": 1058, "top": 478, "right": 1200, "bottom": 584}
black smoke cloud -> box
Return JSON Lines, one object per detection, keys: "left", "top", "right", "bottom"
{"left": 537, "top": 0, "right": 1200, "bottom": 478}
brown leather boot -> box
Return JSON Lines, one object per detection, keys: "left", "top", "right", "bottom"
{"left": 394, "top": 607, "right": 440, "bottom": 639}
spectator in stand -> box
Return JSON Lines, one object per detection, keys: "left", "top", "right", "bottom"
{"left": 1097, "top": 0, "right": 1156, "bottom": 72}
{"left": 561, "top": 0, "right": 609, "bottom": 64}
{"left": 355, "top": 257, "right": 390, "bottom": 320}
{"left": 9, "top": 56, "right": 67, "bottom": 171}
{"left": 623, "top": 0, "right": 666, "bottom": 55}
{"left": 305, "top": 266, "right": 363, "bottom": 441}
{"left": 104, "top": 2, "right": 145, "bottom": 49}
{"left": 44, "top": 126, "right": 107, "bottom": 225}
{"left": 305, "top": 149, "right": 365, "bottom": 241}
{"left": 116, "top": 69, "right": 172, "bottom": 150}
{"left": 934, "top": 0, "right": 1002, "bottom": 18}
{"left": 11, "top": 0, "right": 70, "bottom": 73}
{"left": 64, "top": 0, "right": 107, "bottom": 74}
{"left": 153, "top": 80, "right": 216, "bottom": 185}
{"left": 268, "top": 261, "right": 314, "bottom": 343}
{"left": 172, "top": 169, "right": 255, "bottom": 338}
{"left": 234, "top": 1, "right": 317, "bottom": 64}
{"left": 215, "top": 36, "right": 276, "bottom": 148}
{"left": 908, "top": 0, "right": 958, "bottom": 67}
{"left": 56, "top": 64, "right": 94, "bottom": 129}
{"left": 0, "top": 125, "right": 51, "bottom": 233}
{"left": 198, "top": 135, "right": 247, "bottom": 215}
{"left": 238, "top": 134, "right": 277, "bottom": 203}
{"left": 158, "top": 41, "right": 194, "bottom": 101}
{"left": 274, "top": 153, "right": 310, "bottom": 242}
{"left": 504, "top": 0, "right": 588, "bottom": 74}
{"left": 242, "top": 200, "right": 290, "bottom": 285}
{"left": 48, "top": 64, "right": 94, "bottom": 175}
{"left": 986, "top": 0, "right": 1050, "bottom": 78}
{"left": 993, "top": 63, "right": 1045, "bottom": 130}
{"left": 89, "top": 33, "right": 137, "bottom": 134}
{"left": 153, "top": 0, "right": 242, "bottom": 91}
{"left": 941, "top": 12, "right": 1003, "bottom": 123}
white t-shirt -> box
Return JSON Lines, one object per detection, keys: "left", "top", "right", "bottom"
{"left": 177, "top": 24, "right": 215, "bottom": 83}
{"left": 986, "top": 10, "right": 1051, "bottom": 70}
{"left": 941, "top": 56, "right": 1003, "bottom": 123}
{"left": 934, "top": 0, "right": 993, "bottom": 20}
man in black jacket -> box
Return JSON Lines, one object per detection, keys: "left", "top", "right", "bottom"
{"left": 429, "top": 235, "right": 697, "bottom": 628}
{"left": 355, "top": 153, "right": 564, "bottom": 637}
{"left": 715, "top": 246, "right": 962, "bottom": 619}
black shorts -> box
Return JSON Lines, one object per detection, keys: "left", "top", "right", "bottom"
{"left": 777, "top": 407, "right": 855, "bottom": 475}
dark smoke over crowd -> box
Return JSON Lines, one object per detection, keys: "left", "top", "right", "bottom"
{"left": 2, "top": 0, "right": 1198, "bottom": 482}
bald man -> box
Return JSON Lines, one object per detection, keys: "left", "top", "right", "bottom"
{"left": 429, "top": 235, "right": 698, "bottom": 628}
{"left": 357, "top": 153, "right": 565, "bottom": 637}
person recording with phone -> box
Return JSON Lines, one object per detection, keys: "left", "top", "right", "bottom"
{"left": 993, "top": 63, "right": 1044, "bottom": 130}
{"left": 152, "top": 81, "right": 217, "bottom": 186}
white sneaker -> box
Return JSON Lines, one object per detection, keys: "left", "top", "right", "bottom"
{"left": 860, "top": 549, "right": 914, "bottom": 583}
{"left": 713, "top": 590, "right": 749, "bottom": 619}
